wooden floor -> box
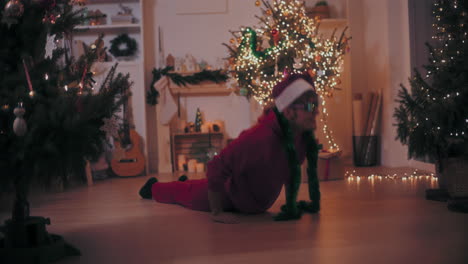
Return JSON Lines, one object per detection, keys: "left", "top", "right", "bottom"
{"left": 1, "top": 167, "right": 468, "bottom": 264}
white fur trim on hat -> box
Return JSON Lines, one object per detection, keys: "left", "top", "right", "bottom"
{"left": 274, "top": 79, "right": 314, "bottom": 112}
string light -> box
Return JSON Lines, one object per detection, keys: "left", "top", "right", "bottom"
{"left": 345, "top": 170, "right": 438, "bottom": 184}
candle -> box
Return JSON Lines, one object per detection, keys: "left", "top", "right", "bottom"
{"left": 188, "top": 159, "right": 197, "bottom": 173}
{"left": 178, "top": 155, "right": 186, "bottom": 171}
{"left": 201, "top": 124, "right": 209, "bottom": 133}
{"left": 195, "top": 163, "right": 204, "bottom": 173}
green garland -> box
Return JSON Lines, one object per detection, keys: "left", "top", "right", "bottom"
{"left": 273, "top": 107, "right": 321, "bottom": 221}
{"left": 239, "top": 27, "right": 315, "bottom": 59}
{"left": 146, "top": 66, "right": 228, "bottom": 105}
{"left": 109, "top": 34, "right": 137, "bottom": 57}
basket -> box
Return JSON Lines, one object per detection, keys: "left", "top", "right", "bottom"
{"left": 445, "top": 157, "right": 468, "bottom": 198}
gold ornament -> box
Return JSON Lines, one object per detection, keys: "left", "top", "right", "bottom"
{"left": 266, "top": 9, "right": 272, "bottom": 16}
{"left": 308, "top": 69, "right": 316, "bottom": 77}
{"left": 255, "top": 0, "right": 260, "bottom": 7}
{"left": 230, "top": 38, "right": 235, "bottom": 44}
{"left": 4, "top": 0, "right": 24, "bottom": 18}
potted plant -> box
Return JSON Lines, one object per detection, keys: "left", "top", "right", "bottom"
{"left": 394, "top": 0, "right": 467, "bottom": 212}
{"left": 307, "top": 1, "right": 330, "bottom": 20}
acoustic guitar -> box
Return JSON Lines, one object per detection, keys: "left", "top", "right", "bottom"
{"left": 111, "top": 97, "right": 145, "bottom": 177}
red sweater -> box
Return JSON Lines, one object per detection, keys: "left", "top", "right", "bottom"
{"left": 206, "top": 110, "right": 307, "bottom": 213}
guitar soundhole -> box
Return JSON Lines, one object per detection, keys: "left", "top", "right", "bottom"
{"left": 119, "top": 159, "right": 137, "bottom": 163}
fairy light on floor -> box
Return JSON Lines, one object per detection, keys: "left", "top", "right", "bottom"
{"left": 345, "top": 169, "right": 438, "bottom": 189}
{"left": 226, "top": 0, "right": 350, "bottom": 150}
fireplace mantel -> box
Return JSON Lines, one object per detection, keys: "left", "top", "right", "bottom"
{"left": 169, "top": 80, "right": 232, "bottom": 96}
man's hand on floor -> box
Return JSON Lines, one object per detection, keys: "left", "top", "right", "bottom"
{"left": 211, "top": 212, "right": 240, "bottom": 224}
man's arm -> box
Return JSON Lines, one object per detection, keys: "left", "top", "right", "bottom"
{"left": 208, "top": 190, "right": 239, "bottom": 224}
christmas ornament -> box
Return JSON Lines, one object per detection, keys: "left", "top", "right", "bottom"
{"left": 266, "top": 9, "right": 272, "bottom": 16}
{"left": 293, "top": 57, "right": 304, "bottom": 69}
{"left": 308, "top": 69, "right": 316, "bottom": 77}
{"left": 315, "top": 55, "right": 322, "bottom": 62}
{"left": 100, "top": 116, "right": 120, "bottom": 139}
{"left": 271, "top": 28, "right": 280, "bottom": 45}
{"left": 43, "top": 13, "right": 57, "bottom": 24}
{"left": 230, "top": 38, "right": 235, "bottom": 44}
{"left": 4, "top": 0, "right": 24, "bottom": 19}
{"left": 44, "top": 34, "right": 57, "bottom": 59}
{"left": 13, "top": 103, "right": 27, "bottom": 137}
{"left": 255, "top": 0, "right": 260, "bottom": 7}
{"left": 206, "top": 148, "right": 219, "bottom": 161}
{"left": 239, "top": 87, "right": 248, "bottom": 96}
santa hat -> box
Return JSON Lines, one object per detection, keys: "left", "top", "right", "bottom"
{"left": 272, "top": 72, "right": 316, "bottom": 112}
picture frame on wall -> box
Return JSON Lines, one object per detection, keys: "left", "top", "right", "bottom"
{"left": 175, "top": 0, "right": 228, "bottom": 15}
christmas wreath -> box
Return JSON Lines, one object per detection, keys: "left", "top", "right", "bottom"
{"left": 109, "top": 34, "right": 137, "bottom": 57}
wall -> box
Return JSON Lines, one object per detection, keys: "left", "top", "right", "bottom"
{"left": 152, "top": 0, "right": 262, "bottom": 140}
{"left": 347, "top": 0, "right": 434, "bottom": 171}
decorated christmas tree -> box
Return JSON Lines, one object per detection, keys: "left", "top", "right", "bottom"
{"left": 225, "top": 0, "right": 350, "bottom": 150}
{"left": 0, "top": 0, "right": 131, "bottom": 261}
{"left": 394, "top": 0, "right": 467, "bottom": 205}
{"left": 394, "top": 0, "right": 468, "bottom": 163}
{"left": 194, "top": 107, "right": 202, "bottom": 132}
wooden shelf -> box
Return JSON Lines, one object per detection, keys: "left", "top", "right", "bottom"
{"left": 317, "top": 18, "right": 348, "bottom": 28}
{"left": 75, "top": 23, "right": 141, "bottom": 31}
{"left": 173, "top": 132, "right": 223, "bottom": 137}
{"left": 94, "top": 60, "right": 141, "bottom": 67}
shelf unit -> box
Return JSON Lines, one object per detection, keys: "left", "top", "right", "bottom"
{"left": 72, "top": 0, "right": 149, "bottom": 174}
{"left": 171, "top": 132, "right": 224, "bottom": 172}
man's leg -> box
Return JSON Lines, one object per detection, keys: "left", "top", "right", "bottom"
{"left": 151, "top": 178, "right": 211, "bottom": 211}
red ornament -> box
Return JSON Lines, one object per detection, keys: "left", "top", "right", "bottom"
{"left": 43, "top": 13, "right": 57, "bottom": 24}
{"left": 271, "top": 29, "right": 280, "bottom": 45}
{"left": 308, "top": 69, "right": 317, "bottom": 77}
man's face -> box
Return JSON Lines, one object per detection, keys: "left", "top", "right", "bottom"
{"left": 285, "top": 92, "right": 319, "bottom": 132}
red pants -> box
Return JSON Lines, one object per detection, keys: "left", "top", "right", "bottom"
{"left": 152, "top": 178, "right": 232, "bottom": 212}
{"left": 151, "top": 179, "right": 210, "bottom": 212}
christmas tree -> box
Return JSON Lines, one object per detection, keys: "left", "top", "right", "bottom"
{"left": 195, "top": 107, "right": 202, "bottom": 132}
{"left": 394, "top": 0, "right": 468, "bottom": 162}
{"left": 225, "top": 0, "right": 349, "bottom": 150}
{"left": 0, "top": 0, "right": 131, "bottom": 260}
